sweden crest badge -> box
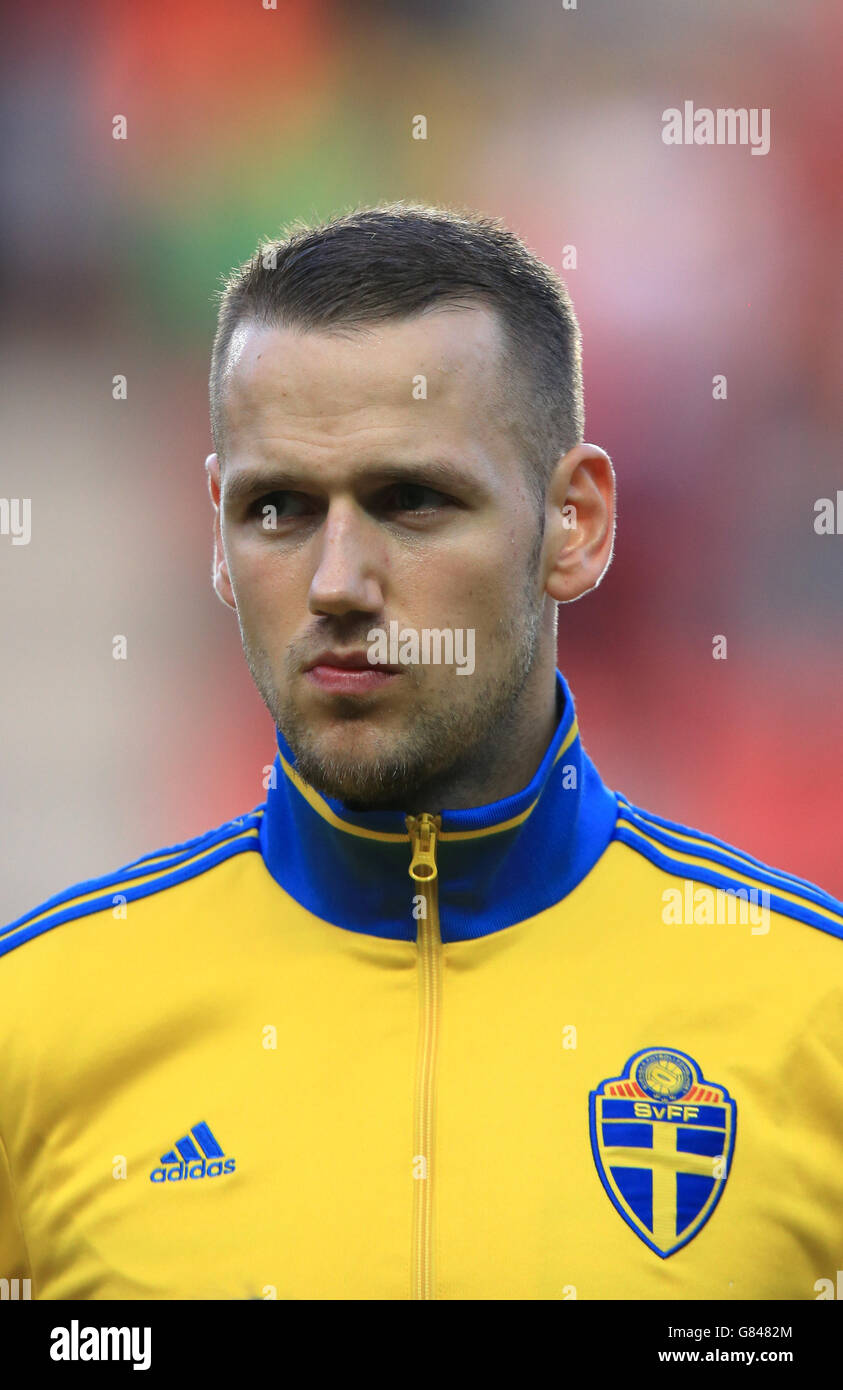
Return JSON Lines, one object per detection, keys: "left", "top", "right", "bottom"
{"left": 589, "top": 1047, "right": 736, "bottom": 1258}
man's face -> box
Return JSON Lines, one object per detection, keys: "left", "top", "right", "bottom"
{"left": 210, "top": 304, "right": 552, "bottom": 809}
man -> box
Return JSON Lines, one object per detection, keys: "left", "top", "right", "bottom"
{"left": 1, "top": 204, "right": 841, "bottom": 1301}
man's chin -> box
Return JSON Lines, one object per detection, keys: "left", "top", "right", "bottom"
{"left": 292, "top": 752, "right": 420, "bottom": 809}
{"left": 284, "top": 720, "right": 412, "bottom": 802}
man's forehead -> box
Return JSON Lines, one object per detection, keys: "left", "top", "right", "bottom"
{"left": 222, "top": 305, "right": 509, "bottom": 420}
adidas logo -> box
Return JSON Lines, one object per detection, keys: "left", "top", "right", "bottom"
{"left": 149, "top": 1122, "right": 236, "bottom": 1183}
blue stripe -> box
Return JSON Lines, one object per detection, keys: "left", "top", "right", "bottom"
{"left": 615, "top": 803, "right": 843, "bottom": 920}
{"left": 614, "top": 825, "right": 843, "bottom": 940}
{"left": 0, "top": 835, "right": 261, "bottom": 959}
{"left": 192, "top": 1123, "right": 224, "bottom": 1159}
{"left": 617, "top": 795, "right": 840, "bottom": 906}
{"left": 119, "top": 811, "right": 264, "bottom": 874}
{"left": 616, "top": 807, "right": 841, "bottom": 916}
{"left": 1, "top": 812, "right": 265, "bottom": 940}
{"left": 176, "top": 1135, "right": 201, "bottom": 1162}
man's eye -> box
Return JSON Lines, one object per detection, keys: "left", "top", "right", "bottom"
{"left": 385, "top": 484, "right": 447, "bottom": 513}
{"left": 253, "top": 491, "right": 314, "bottom": 520}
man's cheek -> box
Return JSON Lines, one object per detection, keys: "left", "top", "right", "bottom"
{"left": 238, "top": 572, "right": 295, "bottom": 634}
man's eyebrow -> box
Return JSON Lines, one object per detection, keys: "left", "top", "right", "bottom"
{"left": 222, "top": 458, "right": 483, "bottom": 505}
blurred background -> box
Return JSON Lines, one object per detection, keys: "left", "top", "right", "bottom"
{"left": 2, "top": 0, "right": 841, "bottom": 920}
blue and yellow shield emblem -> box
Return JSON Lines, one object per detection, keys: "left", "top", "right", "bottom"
{"left": 589, "top": 1047, "right": 736, "bottom": 1258}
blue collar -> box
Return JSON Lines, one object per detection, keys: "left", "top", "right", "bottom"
{"left": 259, "top": 668, "right": 618, "bottom": 942}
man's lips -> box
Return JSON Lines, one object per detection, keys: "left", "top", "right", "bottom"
{"left": 303, "top": 650, "right": 402, "bottom": 672}
{"left": 303, "top": 650, "right": 403, "bottom": 693}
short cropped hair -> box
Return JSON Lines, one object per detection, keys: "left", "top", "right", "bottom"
{"left": 210, "top": 201, "right": 584, "bottom": 499}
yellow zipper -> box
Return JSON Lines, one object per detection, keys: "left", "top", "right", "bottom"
{"left": 406, "top": 812, "right": 442, "bottom": 1301}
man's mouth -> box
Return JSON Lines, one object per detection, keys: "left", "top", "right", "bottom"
{"left": 302, "top": 649, "right": 403, "bottom": 695}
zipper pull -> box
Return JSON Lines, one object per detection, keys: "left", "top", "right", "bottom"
{"left": 406, "top": 812, "right": 440, "bottom": 882}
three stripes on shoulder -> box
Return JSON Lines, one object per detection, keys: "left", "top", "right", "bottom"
{"left": 0, "top": 811, "right": 265, "bottom": 959}
{"left": 614, "top": 795, "right": 843, "bottom": 939}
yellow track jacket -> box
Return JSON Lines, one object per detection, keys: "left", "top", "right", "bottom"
{"left": 1, "top": 670, "right": 841, "bottom": 1300}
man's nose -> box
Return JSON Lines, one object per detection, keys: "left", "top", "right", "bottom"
{"left": 308, "top": 501, "right": 385, "bottom": 617}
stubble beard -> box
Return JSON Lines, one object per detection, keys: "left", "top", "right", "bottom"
{"left": 241, "top": 544, "right": 548, "bottom": 811}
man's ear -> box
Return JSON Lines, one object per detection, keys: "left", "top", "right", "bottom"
{"left": 205, "top": 453, "right": 237, "bottom": 611}
{"left": 543, "top": 443, "right": 616, "bottom": 603}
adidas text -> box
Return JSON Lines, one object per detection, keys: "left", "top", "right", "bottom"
{"left": 150, "top": 1157, "right": 235, "bottom": 1182}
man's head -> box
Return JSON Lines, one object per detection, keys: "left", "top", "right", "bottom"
{"left": 206, "top": 203, "right": 615, "bottom": 811}
{"left": 210, "top": 203, "right": 585, "bottom": 506}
